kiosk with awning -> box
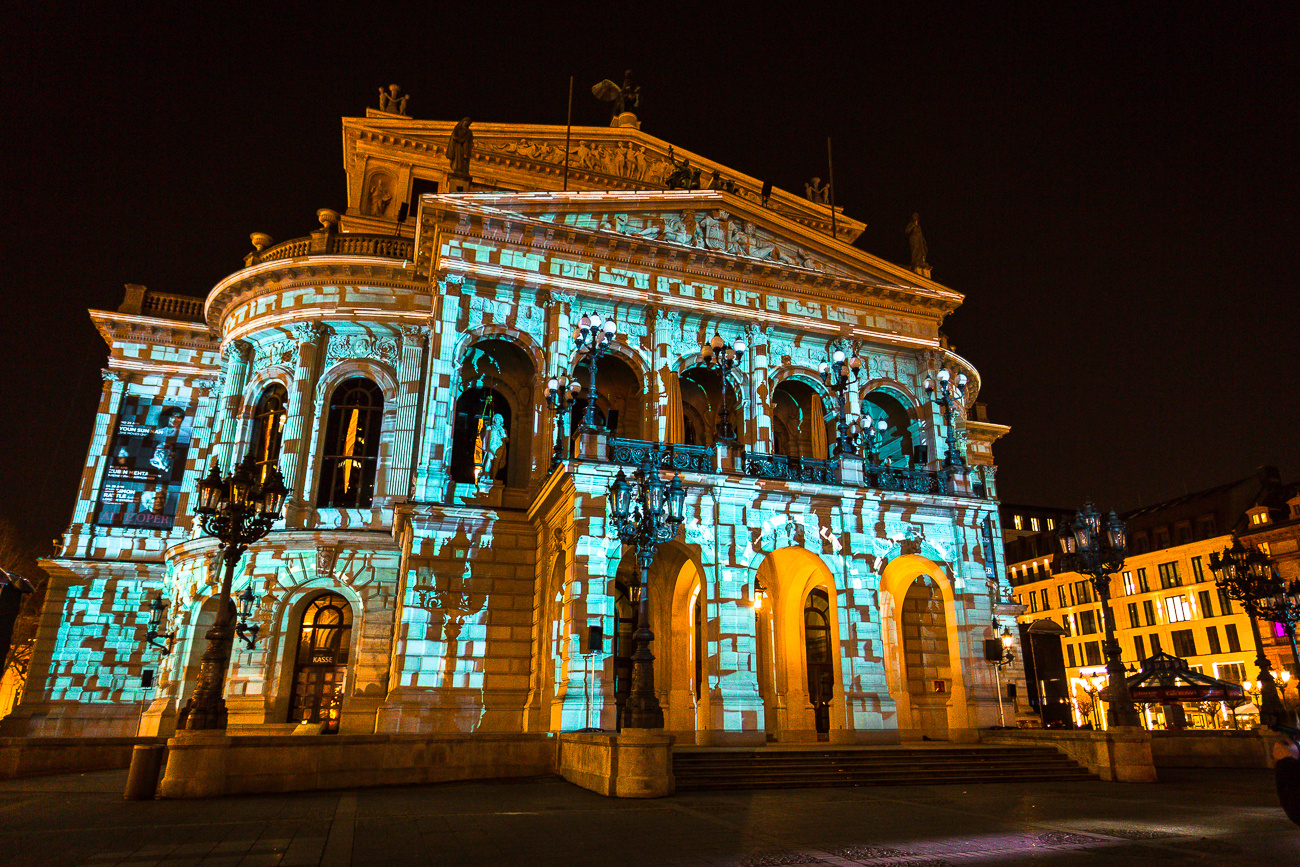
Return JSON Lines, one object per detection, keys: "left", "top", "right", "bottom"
{"left": 1117, "top": 652, "right": 1245, "bottom": 703}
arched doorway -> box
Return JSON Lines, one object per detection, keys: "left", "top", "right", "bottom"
{"left": 450, "top": 387, "right": 511, "bottom": 487}
{"left": 901, "top": 575, "right": 950, "bottom": 739}
{"left": 453, "top": 338, "right": 536, "bottom": 489}
{"left": 804, "top": 588, "right": 834, "bottom": 738}
{"left": 287, "top": 593, "right": 353, "bottom": 733}
{"left": 572, "top": 352, "right": 645, "bottom": 440}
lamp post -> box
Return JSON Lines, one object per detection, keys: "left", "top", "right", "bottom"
{"left": 177, "top": 454, "right": 287, "bottom": 731}
{"left": 1055, "top": 503, "right": 1142, "bottom": 727}
{"left": 608, "top": 457, "right": 687, "bottom": 729}
{"left": 923, "top": 366, "right": 968, "bottom": 469}
{"left": 573, "top": 312, "right": 617, "bottom": 433}
{"left": 700, "top": 334, "right": 746, "bottom": 443}
{"left": 989, "top": 621, "right": 1016, "bottom": 727}
{"left": 1209, "top": 537, "right": 1287, "bottom": 727}
{"left": 818, "top": 349, "right": 861, "bottom": 457}
{"left": 545, "top": 374, "right": 583, "bottom": 468}
{"left": 1256, "top": 573, "right": 1300, "bottom": 700}
{"left": 852, "top": 416, "right": 890, "bottom": 466}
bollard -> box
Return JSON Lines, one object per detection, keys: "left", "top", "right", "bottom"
{"left": 123, "top": 744, "right": 166, "bottom": 800}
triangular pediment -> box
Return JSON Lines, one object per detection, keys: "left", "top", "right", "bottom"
{"left": 414, "top": 189, "right": 961, "bottom": 312}
{"left": 343, "top": 115, "right": 866, "bottom": 244}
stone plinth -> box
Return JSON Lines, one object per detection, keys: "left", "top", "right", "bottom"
{"left": 556, "top": 729, "right": 674, "bottom": 798}
{"left": 156, "top": 731, "right": 556, "bottom": 798}
{"left": 980, "top": 727, "right": 1157, "bottom": 782}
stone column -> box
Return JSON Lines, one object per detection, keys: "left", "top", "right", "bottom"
{"left": 414, "top": 285, "right": 463, "bottom": 502}
{"left": 652, "top": 309, "right": 683, "bottom": 444}
{"left": 388, "top": 325, "right": 429, "bottom": 500}
{"left": 213, "top": 340, "right": 252, "bottom": 472}
{"left": 280, "top": 323, "right": 329, "bottom": 511}
{"left": 747, "top": 328, "right": 771, "bottom": 454}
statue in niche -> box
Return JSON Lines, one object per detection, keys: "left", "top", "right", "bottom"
{"left": 906, "top": 213, "right": 930, "bottom": 273}
{"left": 592, "top": 70, "right": 641, "bottom": 120}
{"left": 447, "top": 118, "right": 474, "bottom": 176}
{"left": 805, "top": 177, "right": 830, "bottom": 204}
{"left": 377, "top": 85, "right": 410, "bottom": 115}
{"left": 476, "top": 414, "right": 508, "bottom": 491}
{"left": 363, "top": 173, "right": 393, "bottom": 217}
{"left": 664, "top": 147, "right": 702, "bottom": 190}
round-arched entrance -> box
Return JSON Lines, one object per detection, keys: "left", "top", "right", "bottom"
{"left": 287, "top": 592, "right": 353, "bottom": 733}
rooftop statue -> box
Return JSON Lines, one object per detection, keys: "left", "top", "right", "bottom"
{"left": 805, "top": 177, "right": 830, "bottom": 204}
{"left": 448, "top": 118, "right": 474, "bottom": 176}
{"left": 664, "top": 147, "right": 702, "bottom": 190}
{"left": 377, "top": 84, "right": 410, "bottom": 116}
{"left": 592, "top": 70, "right": 641, "bottom": 121}
{"left": 906, "top": 212, "right": 930, "bottom": 273}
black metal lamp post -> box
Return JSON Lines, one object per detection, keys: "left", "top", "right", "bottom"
{"left": 573, "top": 312, "right": 617, "bottom": 433}
{"left": 608, "top": 457, "right": 687, "bottom": 729}
{"left": 700, "top": 334, "right": 746, "bottom": 443}
{"left": 177, "top": 454, "right": 287, "bottom": 731}
{"left": 924, "top": 367, "right": 968, "bottom": 469}
{"left": 545, "top": 374, "right": 583, "bottom": 468}
{"left": 1055, "top": 503, "right": 1142, "bottom": 728}
{"left": 852, "top": 416, "right": 890, "bottom": 466}
{"left": 818, "top": 349, "right": 862, "bottom": 457}
{"left": 145, "top": 596, "right": 175, "bottom": 653}
{"left": 1210, "top": 538, "right": 1288, "bottom": 727}
{"left": 988, "top": 621, "right": 1016, "bottom": 726}
{"left": 1257, "top": 574, "right": 1300, "bottom": 691}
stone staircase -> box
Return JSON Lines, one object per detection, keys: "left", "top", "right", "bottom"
{"left": 672, "top": 744, "right": 1096, "bottom": 791}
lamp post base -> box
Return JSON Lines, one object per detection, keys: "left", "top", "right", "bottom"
{"left": 623, "top": 632, "right": 664, "bottom": 730}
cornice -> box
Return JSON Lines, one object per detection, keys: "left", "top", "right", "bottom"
{"left": 89, "top": 308, "right": 219, "bottom": 351}
{"left": 205, "top": 256, "right": 423, "bottom": 332}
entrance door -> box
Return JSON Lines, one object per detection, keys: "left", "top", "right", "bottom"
{"left": 288, "top": 593, "right": 353, "bottom": 733}
{"left": 804, "top": 588, "right": 833, "bottom": 738}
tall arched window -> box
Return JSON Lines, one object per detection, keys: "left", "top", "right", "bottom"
{"left": 317, "top": 378, "right": 383, "bottom": 508}
{"left": 288, "top": 593, "right": 353, "bottom": 733}
{"left": 249, "top": 383, "right": 288, "bottom": 483}
{"left": 804, "top": 587, "right": 834, "bottom": 736}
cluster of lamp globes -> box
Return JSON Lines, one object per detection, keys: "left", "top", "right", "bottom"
{"left": 702, "top": 334, "right": 747, "bottom": 365}
{"left": 924, "top": 367, "right": 969, "bottom": 396}
{"left": 575, "top": 311, "right": 617, "bottom": 347}
{"left": 1246, "top": 671, "right": 1293, "bottom": 696}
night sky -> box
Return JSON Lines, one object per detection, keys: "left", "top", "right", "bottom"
{"left": 3, "top": 6, "right": 1296, "bottom": 547}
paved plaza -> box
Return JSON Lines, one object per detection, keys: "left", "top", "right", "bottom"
{"left": 0, "top": 767, "right": 1295, "bottom": 866}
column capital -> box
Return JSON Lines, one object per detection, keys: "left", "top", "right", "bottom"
{"left": 289, "top": 321, "right": 331, "bottom": 345}
{"left": 222, "top": 339, "right": 253, "bottom": 363}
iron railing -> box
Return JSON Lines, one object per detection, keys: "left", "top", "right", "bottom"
{"left": 742, "top": 452, "right": 837, "bottom": 485}
{"left": 608, "top": 438, "right": 713, "bottom": 474}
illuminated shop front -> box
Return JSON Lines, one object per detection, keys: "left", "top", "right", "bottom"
{"left": 5, "top": 98, "right": 1016, "bottom": 746}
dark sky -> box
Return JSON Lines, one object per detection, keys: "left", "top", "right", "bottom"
{"left": 3, "top": 5, "right": 1296, "bottom": 546}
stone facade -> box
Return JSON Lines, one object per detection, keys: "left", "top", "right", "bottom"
{"left": 5, "top": 107, "right": 1014, "bottom": 747}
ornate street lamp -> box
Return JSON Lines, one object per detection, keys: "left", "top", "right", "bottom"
{"left": 1257, "top": 574, "right": 1300, "bottom": 691}
{"left": 818, "top": 349, "right": 862, "bottom": 457}
{"left": 851, "top": 416, "right": 890, "bottom": 466}
{"left": 1055, "top": 503, "right": 1142, "bottom": 727}
{"left": 608, "top": 457, "right": 687, "bottom": 729}
{"left": 235, "top": 585, "right": 261, "bottom": 649}
{"left": 1209, "top": 538, "right": 1288, "bottom": 727}
{"left": 987, "top": 621, "right": 1016, "bottom": 727}
{"left": 545, "top": 374, "right": 583, "bottom": 468}
{"left": 177, "top": 453, "right": 287, "bottom": 731}
{"left": 700, "top": 334, "right": 746, "bottom": 443}
{"left": 144, "top": 596, "right": 175, "bottom": 654}
{"left": 573, "top": 312, "right": 617, "bottom": 433}
{"left": 924, "top": 367, "right": 968, "bottom": 469}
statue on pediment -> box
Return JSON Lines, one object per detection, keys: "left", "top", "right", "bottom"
{"left": 805, "top": 177, "right": 830, "bottom": 204}
{"left": 906, "top": 212, "right": 930, "bottom": 274}
{"left": 664, "top": 147, "right": 702, "bottom": 190}
{"left": 593, "top": 70, "right": 641, "bottom": 121}
{"left": 448, "top": 118, "right": 474, "bottom": 176}
{"left": 377, "top": 85, "right": 409, "bottom": 116}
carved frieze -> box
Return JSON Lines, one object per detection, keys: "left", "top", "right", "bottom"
{"left": 326, "top": 333, "right": 400, "bottom": 365}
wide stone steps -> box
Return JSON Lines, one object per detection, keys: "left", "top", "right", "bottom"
{"left": 672, "top": 745, "right": 1096, "bottom": 791}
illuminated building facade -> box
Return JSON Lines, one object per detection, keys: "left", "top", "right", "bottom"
{"left": 6, "top": 101, "right": 1016, "bottom": 746}
{"left": 1007, "top": 468, "right": 1299, "bottom": 729}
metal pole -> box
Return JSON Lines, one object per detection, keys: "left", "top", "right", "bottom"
{"left": 1245, "top": 610, "right": 1285, "bottom": 726}
{"left": 994, "top": 662, "right": 1005, "bottom": 726}
{"left": 827, "top": 136, "right": 837, "bottom": 239}
{"left": 624, "top": 542, "right": 663, "bottom": 729}
{"left": 1095, "top": 571, "right": 1142, "bottom": 727}
{"left": 563, "top": 76, "right": 573, "bottom": 192}
{"left": 583, "top": 344, "right": 600, "bottom": 431}
{"left": 177, "top": 548, "right": 240, "bottom": 730}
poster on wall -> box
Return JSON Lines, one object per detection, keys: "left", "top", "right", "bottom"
{"left": 95, "top": 395, "right": 195, "bottom": 530}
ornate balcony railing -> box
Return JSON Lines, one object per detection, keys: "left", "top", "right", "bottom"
{"left": 608, "top": 438, "right": 713, "bottom": 474}
{"left": 742, "top": 452, "right": 837, "bottom": 485}
{"left": 248, "top": 234, "right": 415, "bottom": 266}
{"left": 870, "top": 464, "right": 951, "bottom": 496}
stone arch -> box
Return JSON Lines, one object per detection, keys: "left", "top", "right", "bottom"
{"left": 569, "top": 350, "right": 647, "bottom": 440}
{"left": 769, "top": 375, "right": 833, "bottom": 459}
{"left": 453, "top": 324, "right": 547, "bottom": 377}
{"left": 752, "top": 546, "right": 842, "bottom": 742}
{"left": 660, "top": 541, "right": 709, "bottom": 741}
{"left": 266, "top": 581, "right": 365, "bottom": 730}
{"left": 860, "top": 386, "right": 921, "bottom": 466}
{"left": 450, "top": 337, "right": 538, "bottom": 489}
{"left": 305, "top": 361, "right": 398, "bottom": 511}
{"left": 878, "top": 553, "right": 969, "bottom": 741}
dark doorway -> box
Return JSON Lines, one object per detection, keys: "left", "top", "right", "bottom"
{"left": 805, "top": 588, "right": 834, "bottom": 738}
{"left": 450, "top": 387, "right": 511, "bottom": 485}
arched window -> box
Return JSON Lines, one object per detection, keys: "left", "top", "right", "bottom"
{"left": 288, "top": 593, "right": 353, "bottom": 733}
{"left": 450, "top": 387, "right": 511, "bottom": 486}
{"left": 804, "top": 587, "right": 834, "bottom": 736}
{"left": 317, "top": 378, "right": 382, "bottom": 508}
{"left": 249, "top": 383, "right": 288, "bottom": 483}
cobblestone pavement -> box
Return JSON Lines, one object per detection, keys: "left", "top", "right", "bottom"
{"left": 0, "top": 768, "right": 1294, "bottom": 866}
